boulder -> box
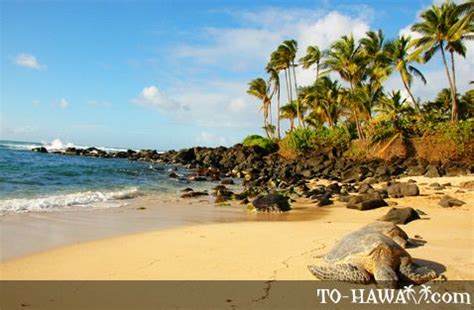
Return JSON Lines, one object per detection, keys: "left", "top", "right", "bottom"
{"left": 346, "top": 194, "right": 388, "bottom": 211}
{"left": 460, "top": 181, "right": 474, "bottom": 190}
{"left": 181, "top": 191, "right": 208, "bottom": 198}
{"left": 358, "top": 183, "right": 373, "bottom": 194}
{"left": 220, "top": 178, "right": 235, "bottom": 185}
{"left": 252, "top": 194, "right": 291, "bottom": 212}
{"left": 316, "top": 194, "right": 333, "bottom": 207}
{"left": 378, "top": 207, "right": 421, "bottom": 225}
{"left": 168, "top": 171, "right": 179, "bottom": 178}
{"left": 387, "top": 182, "right": 420, "bottom": 198}
{"left": 438, "top": 195, "right": 466, "bottom": 208}
{"left": 32, "top": 147, "right": 48, "bottom": 153}
{"left": 424, "top": 165, "right": 441, "bottom": 178}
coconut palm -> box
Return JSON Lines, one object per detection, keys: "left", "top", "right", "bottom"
{"left": 376, "top": 91, "right": 415, "bottom": 133}
{"left": 279, "top": 101, "right": 298, "bottom": 132}
{"left": 360, "top": 30, "right": 393, "bottom": 92}
{"left": 302, "top": 77, "right": 344, "bottom": 127}
{"left": 247, "top": 78, "right": 272, "bottom": 138}
{"left": 266, "top": 63, "right": 282, "bottom": 139}
{"left": 277, "top": 40, "right": 303, "bottom": 127}
{"left": 444, "top": 0, "right": 473, "bottom": 120}
{"left": 387, "top": 35, "right": 427, "bottom": 107}
{"left": 324, "top": 35, "right": 368, "bottom": 139}
{"left": 270, "top": 48, "right": 292, "bottom": 123}
{"left": 411, "top": 0, "right": 473, "bottom": 122}
{"left": 299, "top": 45, "right": 324, "bottom": 81}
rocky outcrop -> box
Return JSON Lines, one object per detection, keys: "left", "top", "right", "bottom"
{"left": 252, "top": 194, "right": 291, "bottom": 212}
{"left": 386, "top": 182, "right": 420, "bottom": 198}
{"left": 378, "top": 207, "right": 421, "bottom": 224}
{"left": 438, "top": 195, "right": 466, "bottom": 208}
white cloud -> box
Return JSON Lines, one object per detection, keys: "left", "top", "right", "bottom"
{"left": 196, "top": 131, "right": 228, "bottom": 147}
{"left": 158, "top": 7, "right": 372, "bottom": 131}
{"left": 131, "top": 85, "right": 187, "bottom": 111}
{"left": 54, "top": 98, "right": 69, "bottom": 109}
{"left": 14, "top": 53, "right": 45, "bottom": 70}
{"left": 229, "top": 98, "right": 247, "bottom": 113}
{"left": 391, "top": 0, "right": 474, "bottom": 101}
{"left": 174, "top": 8, "right": 372, "bottom": 74}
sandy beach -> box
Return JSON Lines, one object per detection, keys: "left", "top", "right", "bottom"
{"left": 1, "top": 175, "right": 472, "bottom": 281}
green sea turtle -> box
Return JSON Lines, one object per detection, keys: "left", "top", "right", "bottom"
{"left": 308, "top": 223, "right": 437, "bottom": 288}
{"left": 355, "top": 221, "right": 412, "bottom": 248}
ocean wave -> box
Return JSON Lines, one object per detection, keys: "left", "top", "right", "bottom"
{"left": 43, "top": 138, "right": 130, "bottom": 153}
{"left": 0, "top": 142, "right": 41, "bottom": 150}
{"left": 0, "top": 188, "right": 141, "bottom": 214}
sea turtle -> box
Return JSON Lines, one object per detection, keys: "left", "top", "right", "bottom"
{"left": 355, "top": 221, "right": 411, "bottom": 248}
{"left": 308, "top": 224, "right": 437, "bottom": 288}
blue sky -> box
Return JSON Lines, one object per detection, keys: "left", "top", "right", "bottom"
{"left": 1, "top": 0, "right": 472, "bottom": 150}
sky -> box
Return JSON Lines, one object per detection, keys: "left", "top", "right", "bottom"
{"left": 1, "top": 0, "right": 473, "bottom": 150}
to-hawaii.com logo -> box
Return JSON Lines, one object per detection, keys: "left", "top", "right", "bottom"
{"left": 316, "top": 285, "right": 471, "bottom": 305}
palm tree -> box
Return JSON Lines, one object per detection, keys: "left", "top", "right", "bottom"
{"left": 247, "top": 78, "right": 272, "bottom": 138}
{"left": 324, "top": 35, "right": 368, "bottom": 139}
{"left": 279, "top": 102, "right": 298, "bottom": 132}
{"left": 277, "top": 40, "right": 303, "bottom": 127}
{"left": 376, "top": 91, "right": 414, "bottom": 133}
{"left": 299, "top": 45, "right": 324, "bottom": 81}
{"left": 270, "top": 48, "right": 292, "bottom": 125}
{"left": 388, "top": 35, "right": 427, "bottom": 107}
{"left": 301, "top": 77, "right": 344, "bottom": 127}
{"left": 360, "top": 30, "right": 393, "bottom": 92}
{"left": 266, "top": 63, "right": 282, "bottom": 139}
{"left": 444, "top": 1, "right": 473, "bottom": 120}
{"left": 411, "top": 0, "right": 473, "bottom": 122}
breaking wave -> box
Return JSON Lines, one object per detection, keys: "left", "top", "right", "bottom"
{"left": 0, "top": 188, "right": 141, "bottom": 214}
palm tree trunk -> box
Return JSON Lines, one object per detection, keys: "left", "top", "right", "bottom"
{"left": 284, "top": 69, "right": 291, "bottom": 105}
{"left": 287, "top": 68, "right": 293, "bottom": 104}
{"left": 450, "top": 51, "right": 458, "bottom": 122}
{"left": 277, "top": 88, "right": 281, "bottom": 139}
{"left": 439, "top": 45, "right": 457, "bottom": 122}
{"left": 292, "top": 62, "right": 303, "bottom": 127}
{"left": 400, "top": 72, "right": 418, "bottom": 108}
{"left": 316, "top": 62, "right": 320, "bottom": 81}
{"left": 263, "top": 106, "right": 269, "bottom": 138}
{"left": 269, "top": 100, "right": 273, "bottom": 129}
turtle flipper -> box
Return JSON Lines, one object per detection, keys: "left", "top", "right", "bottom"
{"left": 308, "top": 264, "right": 371, "bottom": 284}
{"left": 399, "top": 262, "right": 437, "bottom": 284}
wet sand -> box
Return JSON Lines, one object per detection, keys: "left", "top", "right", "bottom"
{"left": 0, "top": 175, "right": 472, "bottom": 281}
{"left": 0, "top": 193, "right": 322, "bottom": 261}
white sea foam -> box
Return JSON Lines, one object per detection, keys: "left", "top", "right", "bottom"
{"left": 0, "top": 142, "right": 41, "bottom": 150}
{"left": 42, "top": 138, "right": 130, "bottom": 152}
{"left": 0, "top": 188, "right": 140, "bottom": 214}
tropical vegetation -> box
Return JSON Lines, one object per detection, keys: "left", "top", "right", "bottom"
{"left": 246, "top": 0, "right": 473, "bottom": 155}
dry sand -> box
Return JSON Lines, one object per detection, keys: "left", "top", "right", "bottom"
{"left": 1, "top": 175, "right": 472, "bottom": 281}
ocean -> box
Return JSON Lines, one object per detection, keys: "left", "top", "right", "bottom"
{"left": 0, "top": 140, "right": 203, "bottom": 214}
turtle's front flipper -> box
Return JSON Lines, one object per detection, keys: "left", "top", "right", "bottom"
{"left": 308, "top": 264, "right": 371, "bottom": 284}
{"left": 399, "top": 260, "right": 437, "bottom": 284}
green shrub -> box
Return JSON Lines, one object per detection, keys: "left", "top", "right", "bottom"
{"left": 242, "top": 135, "right": 278, "bottom": 152}
{"left": 312, "top": 125, "right": 352, "bottom": 149}
{"left": 278, "top": 126, "right": 353, "bottom": 157}
{"left": 367, "top": 120, "right": 398, "bottom": 145}
{"left": 434, "top": 121, "right": 473, "bottom": 153}
{"left": 279, "top": 128, "right": 316, "bottom": 153}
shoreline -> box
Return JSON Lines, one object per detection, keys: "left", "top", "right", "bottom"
{"left": 1, "top": 175, "right": 472, "bottom": 280}
{"left": 0, "top": 192, "right": 323, "bottom": 262}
